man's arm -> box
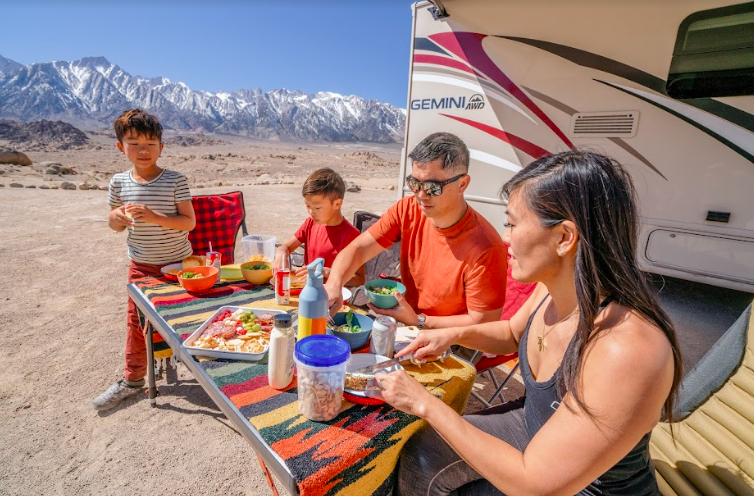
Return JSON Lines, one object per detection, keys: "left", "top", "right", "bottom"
{"left": 371, "top": 296, "right": 501, "bottom": 328}
{"left": 325, "top": 231, "right": 387, "bottom": 308}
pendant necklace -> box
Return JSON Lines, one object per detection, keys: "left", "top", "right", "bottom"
{"left": 538, "top": 306, "right": 579, "bottom": 352}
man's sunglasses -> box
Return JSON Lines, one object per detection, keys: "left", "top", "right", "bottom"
{"left": 405, "top": 173, "right": 466, "bottom": 196}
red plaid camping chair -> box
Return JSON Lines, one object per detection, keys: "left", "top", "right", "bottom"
{"left": 188, "top": 191, "right": 248, "bottom": 263}
{"left": 150, "top": 191, "right": 248, "bottom": 364}
{"left": 470, "top": 253, "right": 536, "bottom": 407}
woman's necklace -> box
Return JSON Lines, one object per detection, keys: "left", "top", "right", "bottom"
{"left": 538, "top": 306, "right": 579, "bottom": 352}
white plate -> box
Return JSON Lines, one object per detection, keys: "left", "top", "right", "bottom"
{"left": 160, "top": 262, "right": 183, "bottom": 278}
{"left": 269, "top": 278, "right": 352, "bottom": 301}
{"left": 344, "top": 353, "right": 403, "bottom": 398}
{"left": 184, "top": 306, "right": 296, "bottom": 361}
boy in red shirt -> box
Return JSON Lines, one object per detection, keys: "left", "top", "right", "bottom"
{"left": 273, "top": 168, "right": 365, "bottom": 286}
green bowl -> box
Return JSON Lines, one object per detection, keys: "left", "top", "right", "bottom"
{"left": 327, "top": 312, "right": 374, "bottom": 350}
{"left": 364, "top": 279, "right": 406, "bottom": 309}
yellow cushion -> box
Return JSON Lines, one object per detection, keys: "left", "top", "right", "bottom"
{"left": 651, "top": 308, "right": 754, "bottom": 496}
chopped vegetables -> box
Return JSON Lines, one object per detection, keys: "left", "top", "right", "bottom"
{"left": 180, "top": 271, "right": 205, "bottom": 279}
{"left": 242, "top": 262, "right": 271, "bottom": 271}
{"left": 368, "top": 286, "right": 399, "bottom": 295}
{"left": 334, "top": 309, "right": 364, "bottom": 333}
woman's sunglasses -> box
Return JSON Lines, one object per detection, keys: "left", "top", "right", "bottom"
{"left": 405, "top": 173, "right": 466, "bottom": 196}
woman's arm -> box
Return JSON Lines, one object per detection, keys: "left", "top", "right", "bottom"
{"left": 380, "top": 309, "right": 675, "bottom": 496}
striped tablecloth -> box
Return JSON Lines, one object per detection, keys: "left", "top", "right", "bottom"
{"left": 135, "top": 277, "right": 477, "bottom": 496}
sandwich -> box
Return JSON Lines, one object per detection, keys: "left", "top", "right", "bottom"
{"left": 182, "top": 255, "right": 206, "bottom": 270}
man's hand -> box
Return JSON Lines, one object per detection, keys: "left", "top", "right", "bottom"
{"left": 125, "top": 204, "right": 157, "bottom": 224}
{"left": 324, "top": 280, "right": 343, "bottom": 316}
{"left": 367, "top": 292, "right": 419, "bottom": 326}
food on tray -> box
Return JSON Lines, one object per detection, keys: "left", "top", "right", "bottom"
{"left": 333, "top": 309, "right": 363, "bottom": 333}
{"left": 368, "top": 285, "right": 399, "bottom": 295}
{"left": 191, "top": 308, "right": 274, "bottom": 354}
{"left": 182, "top": 255, "right": 206, "bottom": 269}
{"left": 345, "top": 373, "right": 374, "bottom": 391}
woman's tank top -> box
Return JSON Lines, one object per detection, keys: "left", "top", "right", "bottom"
{"left": 518, "top": 295, "right": 659, "bottom": 495}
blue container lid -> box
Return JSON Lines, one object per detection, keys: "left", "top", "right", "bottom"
{"left": 295, "top": 335, "right": 350, "bottom": 367}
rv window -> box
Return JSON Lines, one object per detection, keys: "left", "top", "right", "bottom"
{"left": 666, "top": 2, "right": 754, "bottom": 99}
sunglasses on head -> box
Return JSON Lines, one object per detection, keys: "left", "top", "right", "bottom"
{"left": 405, "top": 173, "right": 466, "bottom": 196}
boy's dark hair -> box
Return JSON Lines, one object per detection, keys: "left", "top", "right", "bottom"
{"left": 302, "top": 168, "right": 346, "bottom": 200}
{"left": 114, "top": 109, "right": 163, "bottom": 143}
{"left": 408, "top": 132, "right": 469, "bottom": 173}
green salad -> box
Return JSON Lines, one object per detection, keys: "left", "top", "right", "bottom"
{"left": 335, "top": 309, "right": 363, "bottom": 333}
{"left": 368, "top": 285, "right": 399, "bottom": 295}
{"left": 242, "top": 262, "right": 271, "bottom": 271}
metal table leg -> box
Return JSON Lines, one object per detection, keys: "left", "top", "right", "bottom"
{"left": 145, "top": 321, "right": 157, "bottom": 407}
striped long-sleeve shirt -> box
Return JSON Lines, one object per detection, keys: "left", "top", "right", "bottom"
{"left": 109, "top": 169, "right": 194, "bottom": 265}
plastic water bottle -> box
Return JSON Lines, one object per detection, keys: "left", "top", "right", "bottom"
{"left": 297, "top": 258, "right": 328, "bottom": 341}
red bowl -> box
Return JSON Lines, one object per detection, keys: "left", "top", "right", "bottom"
{"left": 176, "top": 266, "right": 219, "bottom": 293}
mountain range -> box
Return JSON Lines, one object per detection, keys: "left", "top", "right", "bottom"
{"left": 0, "top": 54, "right": 405, "bottom": 143}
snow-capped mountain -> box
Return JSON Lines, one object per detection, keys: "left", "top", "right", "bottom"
{"left": 0, "top": 55, "right": 405, "bottom": 143}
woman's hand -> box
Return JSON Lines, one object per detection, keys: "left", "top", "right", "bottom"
{"left": 374, "top": 369, "right": 437, "bottom": 418}
{"left": 367, "top": 292, "right": 419, "bottom": 326}
{"left": 394, "top": 327, "right": 456, "bottom": 361}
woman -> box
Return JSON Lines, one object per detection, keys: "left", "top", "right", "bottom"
{"left": 375, "top": 150, "right": 682, "bottom": 496}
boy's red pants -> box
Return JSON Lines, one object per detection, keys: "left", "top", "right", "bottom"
{"left": 125, "top": 261, "right": 164, "bottom": 381}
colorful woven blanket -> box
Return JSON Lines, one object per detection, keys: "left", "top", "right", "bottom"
{"left": 134, "top": 278, "right": 476, "bottom": 496}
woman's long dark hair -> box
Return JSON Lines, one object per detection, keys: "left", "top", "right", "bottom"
{"left": 502, "top": 150, "right": 682, "bottom": 421}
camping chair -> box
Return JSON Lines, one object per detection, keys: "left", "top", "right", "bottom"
{"left": 650, "top": 303, "right": 754, "bottom": 495}
{"left": 151, "top": 191, "right": 249, "bottom": 368}
{"left": 470, "top": 255, "right": 537, "bottom": 407}
{"left": 349, "top": 210, "right": 401, "bottom": 306}
{"left": 188, "top": 191, "right": 249, "bottom": 263}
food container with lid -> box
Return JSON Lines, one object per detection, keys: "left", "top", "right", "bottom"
{"left": 294, "top": 335, "right": 350, "bottom": 421}
{"left": 242, "top": 234, "right": 276, "bottom": 263}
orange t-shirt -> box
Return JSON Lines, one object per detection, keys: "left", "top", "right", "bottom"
{"left": 368, "top": 196, "right": 508, "bottom": 316}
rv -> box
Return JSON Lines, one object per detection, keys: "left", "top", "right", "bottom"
{"left": 401, "top": 0, "right": 754, "bottom": 293}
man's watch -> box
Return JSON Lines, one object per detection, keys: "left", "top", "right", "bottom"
{"left": 416, "top": 313, "right": 427, "bottom": 330}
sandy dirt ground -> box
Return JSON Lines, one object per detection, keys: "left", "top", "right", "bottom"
{"left": 0, "top": 136, "right": 522, "bottom": 496}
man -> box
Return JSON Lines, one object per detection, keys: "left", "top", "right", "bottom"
{"left": 325, "top": 132, "right": 507, "bottom": 329}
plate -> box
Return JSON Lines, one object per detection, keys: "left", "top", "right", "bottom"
{"left": 270, "top": 279, "right": 352, "bottom": 301}
{"left": 184, "top": 306, "right": 296, "bottom": 361}
{"left": 344, "top": 353, "right": 403, "bottom": 398}
{"left": 160, "top": 263, "right": 183, "bottom": 281}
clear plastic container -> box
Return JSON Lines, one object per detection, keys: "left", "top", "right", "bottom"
{"left": 242, "top": 234, "right": 276, "bottom": 263}
{"left": 294, "top": 335, "right": 350, "bottom": 421}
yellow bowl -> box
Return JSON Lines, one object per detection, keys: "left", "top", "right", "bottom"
{"left": 241, "top": 263, "right": 273, "bottom": 285}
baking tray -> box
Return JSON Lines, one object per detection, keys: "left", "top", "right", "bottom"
{"left": 184, "top": 306, "right": 296, "bottom": 361}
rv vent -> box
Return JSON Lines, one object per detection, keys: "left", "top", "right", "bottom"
{"left": 570, "top": 111, "right": 639, "bottom": 138}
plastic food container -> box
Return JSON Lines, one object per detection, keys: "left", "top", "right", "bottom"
{"left": 294, "top": 335, "right": 350, "bottom": 421}
{"left": 242, "top": 234, "right": 276, "bottom": 263}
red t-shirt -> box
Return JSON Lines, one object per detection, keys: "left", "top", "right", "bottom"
{"left": 368, "top": 196, "right": 508, "bottom": 316}
{"left": 295, "top": 217, "right": 360, "bottom": 267}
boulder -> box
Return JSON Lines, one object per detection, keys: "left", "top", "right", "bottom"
{"left": 254, "top": 174, "right": 282, "bottom": 185}
{"left": 39, "top": 184, "right": 49, "bottom": 190}
{"left": 79, "top": 183, "right": 90, "bottom": 190}
{"left": 346, "top": 181, "right": 361, "bottom": 193}
{"left": 10, "top": 183, "right": 23, "bottom": 188}
{"left": 0, "top": 151, "right": 32, "bottom": 166}
{"left": 60, "top": 182, "right": 76, "bottom": 190}
{"left": 25, "top": 185, "right": 36, "bottom": 188}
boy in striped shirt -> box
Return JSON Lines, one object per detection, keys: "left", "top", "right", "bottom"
{"left": 92, "top": 109, "right": 196, "bottom": 411}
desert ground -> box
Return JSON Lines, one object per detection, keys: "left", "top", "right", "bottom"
{"left": 0, "top": 134, "right": 523, "bottom": 495}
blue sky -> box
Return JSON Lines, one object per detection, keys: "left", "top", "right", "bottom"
{"left": 0, "top": 1, "right": 414, "bottom": 108}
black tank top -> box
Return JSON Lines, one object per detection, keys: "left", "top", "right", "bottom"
{"left": 519, "top": 295, "right": 659, "bottom": 496}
